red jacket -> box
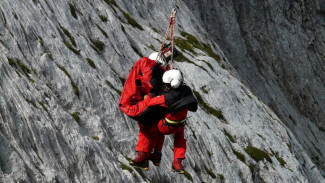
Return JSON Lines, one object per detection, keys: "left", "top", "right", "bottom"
{"left": 119, "top": 57, "right": 167, "bottom": 121}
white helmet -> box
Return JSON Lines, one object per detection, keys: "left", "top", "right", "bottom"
{"left": 149, "top": 52, "right": 166, "bottom": 66}
{"left": 162, "top": 69, "right": 183, "bottom": 89}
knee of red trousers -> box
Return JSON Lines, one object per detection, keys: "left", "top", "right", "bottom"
{"left": 148, "top": 122, "right": 164, "bottom": 152}
{"left": 148, "top": 133, "right": 164, "bottom": 153}
{"left": 173, "top": 126, "right": 186, "bottom": 159}
{"left": 136, "top": 122, "right": 164, "bottom": 153}
{"left": 136, "top": 132, "right": 150, "bottom": 152}
{"left": 135, "top": 122, "right": 152, "bottom": 153}
{"left": 174, "top": 141, "right": 186, "bottom": 159}
{"left": 154, "top": 135, "right": 165, "bottom": 152}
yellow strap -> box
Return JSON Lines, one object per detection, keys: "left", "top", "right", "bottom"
{"left": 165, "top": 118, "right": 186, "bottom": 124}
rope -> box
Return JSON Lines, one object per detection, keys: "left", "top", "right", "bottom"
{"left": 169, "top": 7, "right": 176, "bottom": 69}
{"left": 159, "top": 7, "right": 177, "bottom": 69}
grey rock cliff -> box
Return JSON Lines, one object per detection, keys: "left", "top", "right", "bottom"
{"left": 0, "top": 0, "right": 324, "bottom": 183}
{"left": 185, "top": 0, "right": 325, "bottom": 179}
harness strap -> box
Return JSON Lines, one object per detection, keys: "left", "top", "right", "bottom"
{"left": 165, "top": 117, "right": 186, "bottom": 125}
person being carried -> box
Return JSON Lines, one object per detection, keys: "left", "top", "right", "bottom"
{"left": 129, "top": 69, "right": 198, "bottom": 174}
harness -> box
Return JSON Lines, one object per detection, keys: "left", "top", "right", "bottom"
{"left": 165, "top": 118, "right": 186, "bottom": 125}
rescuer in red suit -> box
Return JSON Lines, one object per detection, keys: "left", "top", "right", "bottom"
{"left": 119, "top": 48, "right": 176, "bottom": 169}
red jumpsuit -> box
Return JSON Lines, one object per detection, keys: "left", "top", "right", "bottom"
{"left": 119, "top": 57, "right": 168, "bottom": 153}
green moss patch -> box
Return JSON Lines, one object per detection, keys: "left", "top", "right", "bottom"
{"left": 71, "top": 112, "right": 80, "bottom": 123}
{"left": 106, "top": 80, "right": 121, "bottom": 95}
{"left": 96, "top": 24, "right": 108, "bottom": 38}
{"left": 150, "top": 26, "right": 158, "bottom": 33}
{"left": 232, "top": 149, "right": 246, "bottom": 163}
{"left": 180, "top": 31, "right": 199, "bottom": 43}
{"left": 200, "top": 86, "right": 209, "bottom": 94}
{"left": 7, "top": 58, "right": 30, "bottom": 77}
{"left": 86, "top": 58, "right": 96, "bottom": 69}
{"left": 311, "top": 155, "right": 321, "bottom": 166}
{"left": 257, "top": 134, "right": 266, "bottom": 141}
{"left": 174, "top": 37, "right": 196, "bottom": 55}
{"left": 248, "top": 163, "right": 255, "bottom": 173}
{"left": 104, "top": 0, "right": 117, "bottom": 7}
{"left": 60, "top": 26, "right": 79, "bottom": 55}
{"left": 134, "top": 167, "right": 147, "bottom": 180}
{"left": 193, "top": 90, "right": 226, "bottom": 122}
{"left": 207, "top": 150, "right": 212, "bottom": 157}
{"left": 18, "top": 61, "right": 31, "bottom": 76}
{"left": 72, "top": 83, "right": 80, "bottom": 98}
{"left": 205, "top": 168, "right": 217, "bottom": 179}
{"left": 38, "top": 36, "right": 45, "bottom": 47}
{"left": 57, "top": 65, "right": 80, "bottom": 98}
{"left": 69, "top": 3, "right": 78, "bottom": 19}
{"left": 200, "top": 60, "right": 214, "bottom": 71}
{"left": 57, "top": 64, "right": 71, "bottom": 79}
{"left": 46, "top": 52, "right": 54, "bottom": 60}
{"left": 189, "top": 127, "right": 197, "bottom": 140}
{"left": 90, "top": 39, "right": 105, "bottom": 54}
{"left": 173, "top": 52, "right": 192, "bottom": 63}
{"left": 63, "top": 41, "right": 80, "bottom": 55}
{"left": 245, "top": 146, "right": 272, "bottom": 163}
{"left": 60, "top": 26, "right": 77, "bottom": 47}
{"left": 38, "top": 102, "right": 48, "bottom": 111}
{"left": 122, "top": 11, "right": 143, "bottom": 30}
{"left": 8, "top": 57, "right": 17, "bottom": 67}
{"left": 91, "top": 136, "right": 99, "bottom": 141}
{"left": 174, "top": 52, "right": 210, "bottom": 75}
{"left": 225, "top": 131, "right": 235, "bottom": 143}
{"left": 178, "top": 32, "right": 201, "bottom": 53}
{"left": 184, "top": 171, "right": 193, "bottom": 182}
{"left": 121, "top": 163, "right": 133, "bottom": 174}
{"left": 201, "top": 42, "right": 221, "bottom": 62}
{"left": 131, "top": 45, "right": 142, "bottom": 57}
{"left": 25, "top": 98, "right": 39, "bottom": 109}
{"left": 119, "top": 77, "right": 126, "bottom": 86}
{"left": 99, "top": 15, "right": 108, "bottom": 22}
{"left": 175, "top": 31, "right": 221, "bottom": 64}
{"left": 121, "top": 25, "right": 126, "bottom": 33}
{"left": 174, "top": 52, "right": 213, "bottom": 77}
{"left": 218, "top": 174, "right": 225, "bottom": 182}
{"left": 13, "top": 12, "right": 18, "bottom": 20}
{"left": 7, "top": 57, "right": 32, "bottom": 79}
{"left": 277, "top": 157, "right": 286, "bottom": 167}
{"left": 148, "top": 44, "right": 156, "bottom": 51}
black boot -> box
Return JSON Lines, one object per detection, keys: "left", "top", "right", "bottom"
{"left": 129, "top": 151, "right": 149, "bottom": 170}
{"left": 148, "top": 150, "right": 162, "bottom": 166}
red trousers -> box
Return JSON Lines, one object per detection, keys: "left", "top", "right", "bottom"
{"left": 135, "top": 109, "right": 188, "bottom": 160}
{"left": 135, "top": 122, "right": 165, "bottom": 153}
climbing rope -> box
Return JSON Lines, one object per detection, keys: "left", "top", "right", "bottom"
{"left": 159, "top": 6, "right": 177, "bottom": 69}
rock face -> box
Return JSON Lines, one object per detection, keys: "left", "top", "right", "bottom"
{"left": 0, "top": 0, "right": 324, "bottom": 182}
{"left": 184, "top": 0, "right": 325, "bottom": 180}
